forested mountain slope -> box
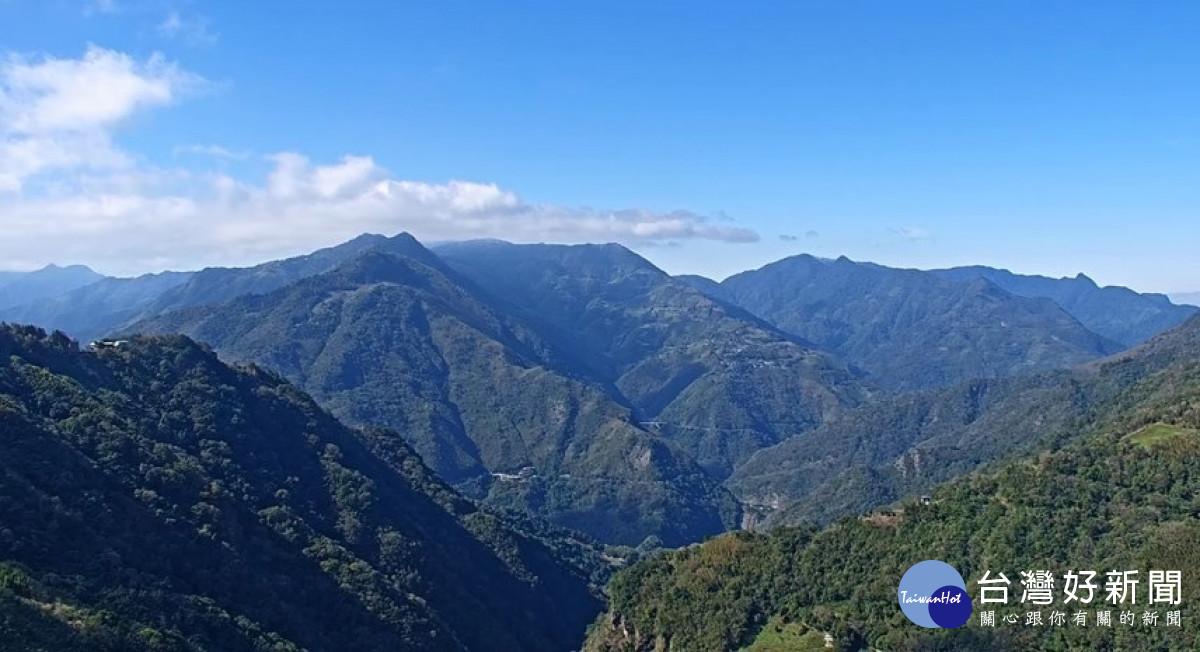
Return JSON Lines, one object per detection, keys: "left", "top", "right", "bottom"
{"left": 730, "top": 315, "right": 1200, "bottom": 528}
{"left": 128, "top": 249, "right": 739, "bottom": 546}
{"left": 434, "top": 241, "right": 870, "bottom": 478}
{"left": 585, "top": 348, "right": 1200, "bottom": 651}
{"left": 0, "top": 325, "right": 602, "bottom": 652}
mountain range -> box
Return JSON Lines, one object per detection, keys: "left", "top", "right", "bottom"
{"left": 2, "top": 234, "right": 1197, "bottom": 548}
{"left": 585, "top": 315, "right": 1200, "bottom": 651}
{"left": 431, "top": 241, "right": 868, "bottom": 478}
{"left": 0, "top": 234, "right": 423, "bottom": 344}
{"left": 125, "top": 243, "right": 744, "bottom": 546}
{"left": 4, "top": 233, "right": 1200, "bottom": 650}
{"left": 929, "top": 266, "right": 1196, "bottom": 346}
{"left": 682, "top": 254, "right": 1195, "bottom": 390}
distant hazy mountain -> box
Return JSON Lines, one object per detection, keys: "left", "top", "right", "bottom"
{"left": 931, "top": 265, "right": 1198, "bottom": 346}
{"left": 129, "top": 243, "right": 740, "bottom": 546}
{"left": 1172, "top": 291, "right": 1200, "bottom": 307}
{"left": 729, "top": 312, "right": 1200, "bottom": 527}
{"left": 687, "top": 254, "right": 1123, "bottom": 391}
{"left": 434, "top": 241, "right": 870, "bottom": 479}
{"left": 0, "top": 271, "right": 193, "bottom": 342}
{"left": 0, "top": 264, "right": 104, "bottom": 310}
{"left": 0, "top": 234, "right": 424, "bottom": 342}
{"left": 0, "top": 325, "right": 602, "bottom": 652}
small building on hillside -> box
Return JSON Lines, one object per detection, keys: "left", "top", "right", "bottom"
{"left": 89, "top": 339, "right": 128, "bottom": 349}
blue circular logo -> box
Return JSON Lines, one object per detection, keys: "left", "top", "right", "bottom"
{"left": 898, "top": 560, "right": 972, "bottom": 628}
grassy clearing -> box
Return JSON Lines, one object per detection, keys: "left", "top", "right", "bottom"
{"left": 740, "top": 618, "right": 834, "bottom": 651}
{"left": 1126, "top": 423, "right": 1199, "bottom": 449}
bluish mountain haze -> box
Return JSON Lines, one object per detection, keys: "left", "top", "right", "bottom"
{"left": 0, "top": 265, "right": 104, "bottom": 311}
{"left": 685, "top": 254, "right": 1124, "bottom": 391}
{"left": 931, "top": 265, "right": 1198, "bottom": 346}
{"left": 0, "top": 271, "right": 194, "bottom": 342}
{"left": 0, "top": 235, "right": 433, "bottom": 342}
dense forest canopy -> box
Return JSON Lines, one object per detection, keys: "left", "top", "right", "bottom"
{"left": 0, "top": 325, "right": 603, "bottom": 651}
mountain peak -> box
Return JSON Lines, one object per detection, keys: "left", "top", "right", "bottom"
{"left": 387, "top": 231, "right": 421, "bottom": 245}
{"left": 342, "top": 232, "right": 391, "bottom": 247}
{"left": 0, "top": 263, "right": 106, "bottom": 311}
{"left": 326, "top": 249, "right": 436, "bottom": 287}
{"left": 34, "top": 262, "right": 97, "bottom": 273}
{"left": 762, "top": 252, "right": 822, "bottom": 270}
{"left": 335, "top": 231, "right": 433, "bottom": 260}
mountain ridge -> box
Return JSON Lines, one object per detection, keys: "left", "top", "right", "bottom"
{"left": 433, "top": 240, "right": 872, "bottom": 478}
{"left": 698, "top": 253, "right": 1124, "bottom": 391}
{"left": 930, "top": 264, "right": 1198, "bottom": 346}
{"left": 126, "top": 246, "right": 742, "bottom": 546}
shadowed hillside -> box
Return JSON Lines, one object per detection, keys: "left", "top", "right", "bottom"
{"left": 0, "top": 325, "right": 603, "bottom": 652}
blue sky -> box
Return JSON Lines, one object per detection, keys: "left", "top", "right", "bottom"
{"left": 1, "top": 1, "right": 1198, "bottom": 292}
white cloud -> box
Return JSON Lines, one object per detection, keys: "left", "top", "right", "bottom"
{"left": 0, "top": 45, "right": 203, "bottom": 191}
{"left": 0, "top": 47, "right": 757, "bottom": 275}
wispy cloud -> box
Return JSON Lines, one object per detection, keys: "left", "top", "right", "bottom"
{"left": 83, "top": 0, "right": 118, "bottom": 16}
{"left": 80, "top": 1, "right": 217, "bottom": 45}
{"left": 0, "top": 47, "right": 759, "bottom": 274}
{"left": 157, "top": 10, "right": 218, "bottom": 46}
{"left": 889, "top": 226, "right": 933, "bottom": 241}
{"left": 172, "top": 144, "right": 252, "bottom": 160}
{"left": 779, "top": 234, "right": 798, "bottom": 242}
